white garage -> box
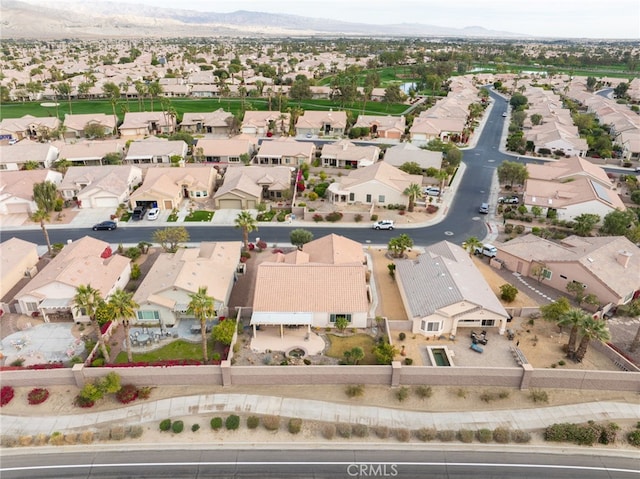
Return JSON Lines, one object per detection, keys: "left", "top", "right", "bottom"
{"left": 4, "top": 202, "right": 31, "bottom": 214}
{"left": 93, "top": 197, "right": 119, "bottom": 208}
{"left": 218, "top": 199, "right": 243, "bottom": 209}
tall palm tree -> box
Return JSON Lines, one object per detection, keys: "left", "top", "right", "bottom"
{"left": 558, "top": 308, "right": 590, "bottom": 359}
{"left": 462, "top": 236, "right": 483, "bottom": 256}
{"left": 102, "top": 82, "right": 121, "bottom": 135}
{"left": 187, "top": 286, "right": 215, "bottom": 362}
{"left": 107, "top": 288, "right": 139, "bottom": 363}
{"left": 435, "top": 169, "right": 449, "bottom": 197}
{"left": 73, "top": 284, "right": 110, "bottom": 363}
{"left": 31, "top": 209, "right": 52, "bottom": 256}
{"left": 235, "top": 210, "right": 258, "bottom": 251}
{"left": 574, "top": 316, "right": 611, "bottom": 363}
{"left": 403, "top": 183, "right": 423, "bottom": 212}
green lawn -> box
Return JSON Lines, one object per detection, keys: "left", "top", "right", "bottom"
{"left": 184, "top": 210, "right": 214, "bottom": 222}
{"left": 325, "top": 334, "right": 377, "bottom": 365}
{"left": 114, "top": 339, "right": 211, "bottom": 363}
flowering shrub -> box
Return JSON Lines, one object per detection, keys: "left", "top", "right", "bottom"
{"left": 1, "top": 386, "right": 15, "bottom": 407}
{"left": 312, "top": 214, "right": 324, "bottom": 222}
{"left": 115, "top": 384, "right": 138, "bottom": 404}
{"left": 27, "top": 388, "right": 50, "bottom": 405}
{"left": 74, "top": 395, "right": 95, "bottom": 408}
{"left": 100, "top": 321, "right": 112, "bottom": 335}
{"left": 256, "top": 240, "right": 267, "bottom": 251}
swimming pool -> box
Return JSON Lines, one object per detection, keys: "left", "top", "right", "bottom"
{"left": 426, "top": 346, "right": 455, "bottom": 367}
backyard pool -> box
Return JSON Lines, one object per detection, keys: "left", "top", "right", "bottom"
{"left": 426, "top": 346, "right": 455, "bottom": 367}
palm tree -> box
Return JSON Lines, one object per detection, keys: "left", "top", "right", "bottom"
{"left": 462, "top": 236, "right": 483, "bottom": 256}
{"left": 435, "top": 169, "right": 449, "bottom": 197}
{"left": 234, "top": 210, "right": 258, "bottom": 251}
{"left": 73, "top": 284, "right": 110, "bottom": 363}
{"left": 187, "top": 286, "right": 215, "bottom": 362}
{"left": 403, "top": 183, "right": 422, "bottom": 213}
{"left": 31, "top": 209, "right": 52, "bottom": 256}
{"left": 574, "top": 316, "right": 611, "bottom": 363}
{"left": 102, "top": 82, "right": 120, "bottom": 135}
{"left": 107, "top": 288, "right": 139, "bottom": 363}
{"left": 558, "top": 308, "right": 590, "bottom": 360}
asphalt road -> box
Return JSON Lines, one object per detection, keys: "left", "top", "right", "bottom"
{"left": 1, "top": 448, "right": 638, "bottom": 479}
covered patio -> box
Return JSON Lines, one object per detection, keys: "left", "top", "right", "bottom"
{"left": 249, "top": 312, "right": 325, "bottom": 354}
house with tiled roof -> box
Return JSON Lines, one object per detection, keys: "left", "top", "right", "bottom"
{"left": 0, "top": 169, "right": 63, "bottom": 216}
{"left": 14, "top": 236, "right": 131, "bottom": 323}
{"left": 213, "top": 165, "right": 292, "bottom": 209}
{"left": 58, "top": 165, "right": 142, "bottom": 209}
{"left": 0, "top": 142, "right": 59, "bottom": 171}
{"left": 119, "top": 112, "right": 176, "bottom": 139}
{"left": 132, "top": 242, "right": 241, "bottom": 327}
{"left": 495, "top": 234, "right": 640, "bottom": 308}
{"left": 255, "top": 137, "right": 315, "bottom": 166}
{"left": 180, "top": 109, "right": 234, "bottom": 136}
{"left": 395, "top": 241, "right": 509, "bottom": 338}
{"left": 241, "top": 110, "right": 290, "bottom": 137}
{"left": 383, "top": 143, "right": 443, "bottom": 171}
{"left": 58, "top": 140, "right": 125, "bottom": 166}
{"left": 295, "top": 110, "right": 347, "bottom": 138}
{"left": 409, "top": 115, "right": 466, "bottom": 143}
{"left": 63, "top": 113, "right": 116, "bottom": 139}
{"left": 523, "top": 156, "right": 625, "bottom": 221}
{"left": 320, "top": 140, "right": 380, "bottom": 169}
{"left": 124, "top": 138, "right": 188, "bottom": 165}
{"left": 129, "top": 166, "right": 216, "bottom": 211}
{"left": 0, "top": 238, "right": 39, "bottom": 303}
{"left": 326, "top": 161, "right": 423, "bottom": 206}
{"left": 0, "top": 115, "right": 60, "bottom": 142}
{"left": 194, "top": 138, "right": 254, "bottom": 164}
{"left": 353, "top": 115, "right": 406, "bottom": 140}
{"left": 250, "top": 234, "right": 370, "bottom": 340}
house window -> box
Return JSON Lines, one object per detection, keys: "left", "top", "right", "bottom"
{"left": 560, "top": 274, "right": 567, "bottom": 279}
{"left": 330, "top": 313, "right": 351, "bottom": 323}
{"left": 229, "top": 157, "right": 240, "bottom": 163}
{"left": 349, "top": 193, "right": 355, "bottom": 201}
{"left": 366, "top": 194, "right": 372, "bottom": 203}
{"left": 378, "top": 195, "right": 385, "bottom": 203}
{"left": 542, "top": 268, "right": 552, "bottom": 280}
{"left": 420, "top": 320, "right": 440, "bottom": 332}
{"left": 24, "top": 301, "right": 38, "bottom": 312}
{"left": 481, "top": 319, "right": 495, "bottom": 326}
{"left": 622, "top": 291, "right": 634, "bottom": 304}
{"left": 137, "top": 310, "right": 160, "bottom": 321}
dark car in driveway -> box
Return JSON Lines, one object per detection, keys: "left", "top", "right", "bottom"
{"left": 92, "top": 220, "right": 117, "bottom": 231}
{"left": 131, "top": 205, "right": 147, "bottom": 221}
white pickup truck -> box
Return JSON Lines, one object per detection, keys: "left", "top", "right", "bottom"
{"left": 474, "top": 244, "right": 498, "bottom": 258}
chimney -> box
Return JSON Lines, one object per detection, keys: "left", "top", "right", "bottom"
{"left": 616, "top": 250, "right": 632, "bottom": 269}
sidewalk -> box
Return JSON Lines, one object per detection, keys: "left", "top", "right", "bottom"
{"left": 2, "top": 393, "right": 638, "bottom": 437}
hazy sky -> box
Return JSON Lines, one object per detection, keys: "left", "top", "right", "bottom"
{"left": 102, "top": 0, "right": 639, "bottom": 39}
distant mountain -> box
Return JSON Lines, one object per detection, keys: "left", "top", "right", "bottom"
{"left": 2, "top": 0, "right": 524, "bottom": 39}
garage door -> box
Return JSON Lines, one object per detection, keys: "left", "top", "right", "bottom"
{"left": 94, "top": 197, "right": 119, "bottom": 208}
{"left": 219, "top": 199, "right": 243, "bottom": 209}
{"left": 246, "top": 200, "right": 257, "bottom": 209}
{"left": 6, "top": 203, "right": 30, "bottom": 214}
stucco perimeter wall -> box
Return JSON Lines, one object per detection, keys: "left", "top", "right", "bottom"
{"left": 528, "top": 369, "right": 639, "bottom": 391}
{"left": 79, "top": 365, "right": 224, "bottom": 387}
{"left": 0, "top": 368, "right": 74, "bottom": 387}
{"left": 400, "top": 367, "right": 523, "bottom": 388}
{"left": 229, "top": 365, "right": 392, "bottom": 386}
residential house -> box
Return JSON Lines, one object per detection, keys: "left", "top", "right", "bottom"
{"left": 58, "top": 165, "right": 142, "bottom": 208}
{"left": 129, "top": 166, "right": 216, "bottom": 210}
{"left": 326, "top": 161, "right": 423, "bottom": 206}
{"left": 181, "top": 109, "right": 234, "bottom": 136}
{"left": 526, "top": 122, "right": 588, "bottom": 157}
{"left": 0, "top": 169, "right": 63, "bottom": 215}
{"left": 255, "top": 137, "right": 315, "bottom": 166}
{"left": 190, "top": 84, "right": 219, "bottom": 98}
{"left": 523, "top": 156, "right": 625, "bottom": 221}
{"left": 57, "top": 140, "right": 125, "bottom": 166}
{"left": 409, "top": 115, "right": 466, "bottom": 143}
{"left": 63, "top": 113, "right": 116, "bottom": 139}
{"left": 213, "top": 165, "right": 292, "bottom": 209}
{"left": 124, "top": 138, "right": 188, "bottom": 164}
{"left": 0, "top": 238, "right": 39, "bottom": 302}
{"left": 241, "top": 111, "right": 290, "bottom": 137}
{"left": 119, "top": 112, "right": 176, "bottom": 139}
{"left": 250, "top": 234, "right": 369, "bottom": 338}
{"left": 132, "top": 242, "right": 242, "bottom": 327}
{"left": 395, "top": 241, "right": 509, "bottom": 338}
{"left": 0, "top": 142, "right": 59, "bottom": 171}
{"left": 320, "top": 140, "right": 380, "bottom": 168}
{"left": 14, "top": 236, "right": 131, "bottom": 323}
{"left": 353, "top": 115, "right": 406, "bottom": 140}
{"left": 295, "top": 110, "right": 347, "bottom": 137}
{"left": 0, "top": 115, "right": 60, "bottom": 142}
{"left": 194, "top": 138, "right": 254, "bottom": 164}
{"left": 495, "top": 234, "right": 640, "bottom": 309}
{"left": 309, "top": 86, "right": 332, "bottom": 99}
{"left": 383, "top": 143, "right": 443, "bottom": 171}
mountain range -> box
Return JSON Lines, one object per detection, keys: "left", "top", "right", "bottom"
{"left": 1, "top": 0, "right": 523, "bottom": 39}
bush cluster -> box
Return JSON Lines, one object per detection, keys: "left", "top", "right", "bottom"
{"left": 544, "top": 422, "right": 619, "bottom": 446}
{"left": 210, "top": 417, "right": 223, "bottom": 430}
{"left": 246, "top": 416, "right": 260, "bottom": 429}
{"left": 288, "top": 418, "right": 303, "bottom": 435}
{"left": 27, "top": 388, "right": 50, "bottom": 405}
{"left": 115, "top": 384, "right": 138, "bottom": 404}
{"left": 262, "top": 415, "right": 280, "bottom": 431}
{"left": 225, "top": 415, "right": 240, "bottom": 430}
{"left": 1, "top": 386, "right": 15, "bottom": 407}
{"left": 172, "top": 421, "right": 184, "bottom": 434}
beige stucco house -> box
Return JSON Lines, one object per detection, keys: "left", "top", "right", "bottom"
{"left": 0, "top": 238, "right": 39, "bottom": 303}
{"left": 195, "top": 138, "right": 254, "bottom": 164}
{"left": 119, "top": 112, "right": 176, "bottom": 139}
{"left": 495, "top": 234, "right": 640, "bottom": 309}
{"left": 181, "top": 109, "right": 234, "bottom": 136}
{"left": 395, "top": 241, "right": 509, "bottom": 338}
{"left": 353, "top": 115, "right": 406, "bottom": 140}
{"left": 132, "top": 242, "right": 242, "bottom": 327}
{"left": 58, "top": 165, "right": 142, "bottom": 209}
{"left": 295, "top": 110, "right": 347, "bottom": 137}
{"left": 63, "top": 113, "right": 116, "bottom": 139}
{"left": 57, "top": 140, "right": 125, "bottom": 166}
{"left": 0, "top": 115, "right": 60, "bottom": 142}
{"left": 0, "top": 142, "right": 59, "bottom": 171}
{"left": 124, "top": 138, "right": 188, "bottom": 165}
{"left": 14, "top": 236, "right": 131, "bottom": 323}
{"left": 255, "top": 137, "right": 315, "bottom": 166}
{"left": 320, "top": 140, "right": 380, "bottom": 168}
{"left": 241, "top": 111, "right": 290, "bottom": 137}
{"left": 0, "top": 169, "right": 63, "bottom": 215}
{"left": 213, "top": 165, "right": 292, "bottom": 209}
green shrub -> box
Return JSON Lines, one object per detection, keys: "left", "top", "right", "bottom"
{"left": 476, "top": 428, "right": 493, "bottom": 443}
{"left": 322, "top": 424, "right": 336, "bottom": 439}
{"left": 345, "top": 384, "right": 364, "bottom": 398}
{"left": 500, "top": 283, "right": 518, "bottom": 302}
{"left": 262, "top": 415, "right": 280, "bottom": 431}
{"left": 288, "top": 418, "right": 303, "bottom": 435}
{"left": 458, "top": 429, "right": 474, "bottom": 443}
{"left": 627, "top": 429, "right": 640, "bottom": 447}
{"left": 479, "top": 392, "right": 497, "bottom": 402}
{"left": 370, "top": 214, "right": 379, "bottom": 221}
{"left": 130, "top": 263, "right": 141, "bottom": 280}
{"left": 599, "top": 423, "right": 619, "bottom": 445}
{"left": 544, "top": 422, "right": 600, "bottom": 446}
{"left": 247, "top": 416, "right": 260, "bottom": 429}
{"left": 514, "top": 224, "right": 525, "bottom": 234}
{"left": 415, "top": 385, "right": 433, "bottom": 399}
{"left": 415, "top": 427, "right": 437, "bottom": 442}
{"left": 437, "top": 430, "right": 455, "bottom": 442}
{"left": 352, "top": 424, "right": 368, "bottom": 438}
{"left": 191, "top": 424, "right": 200, "bottom": 432}
{"left": 210, "top": 417, "right": 223, "bottom": 430}
{"left": 395, "top": 386, "right": 409, "bottom": 402}
{"left": 404, "top": 357, "right": 413, "bottom": 365}
{"left": 325, "top": 211, "right": 343, "bottom": 222}
{"left": 529, "top": 389, "right": 549, "bottom": 403}
{"left": 504, "top": 223, "right": 514, "bottom": 234}
{"left": 375, "top": 425, "right": 390, "bottom": 439}
{"left": 396, "top": 428, "right": 411, "bottom": 442}
{"left": 225, "top": 415, "right": 240, "bottom": 430}
{"left": 493, "top": 427, "right": 511, "bottom": 443}
{"left": 337, "top": 423, "right": 352, "bottom": 438}
{"left": 172, "top": 421, "right": 184, "bottom": 434}
{"left": 159, "top": 419, "right": 172, "bottom": 431}
{"left": 511, "top": 430, "right": 531, "bottom": 443}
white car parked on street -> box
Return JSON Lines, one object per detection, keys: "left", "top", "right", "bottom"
{"left": 372, "top": 220, "right": 395, "bottom": 230}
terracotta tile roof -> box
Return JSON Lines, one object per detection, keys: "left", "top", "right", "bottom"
{"left": 302, "top": 234, "right": 365, "bottom": 265}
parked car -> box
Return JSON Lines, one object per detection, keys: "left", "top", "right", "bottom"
{"left": 92, "top": 220, "right": 117, "bottom": 231}
{"left": 474, "top": 244, "right": 497, "bottom": 257}
{"left": 146, "top": 207, "right": 160, "bottom": 220}
{"left": 478, "top": 202, "right": 490, "bottom": 214}
{"left": 422, "top": 186, "right": 441, "bottom": 196}
{"left": 131, "top": 205, "right": 147, "bottom": 221}
{"left": 502, "top": 112, "right": 508, "bottom": 117}
{"left": 372, "top": 220, "right": 395, "bottom": 230}
{"left": 498, "top": 195, "right": 519, "bottom": 204}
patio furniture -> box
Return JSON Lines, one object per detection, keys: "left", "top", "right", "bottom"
{"left": 137, "top": 333, "right": 150, "bottom": 344}
{"left": 470, "top": 343, "right": 484, "bottom": 353}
